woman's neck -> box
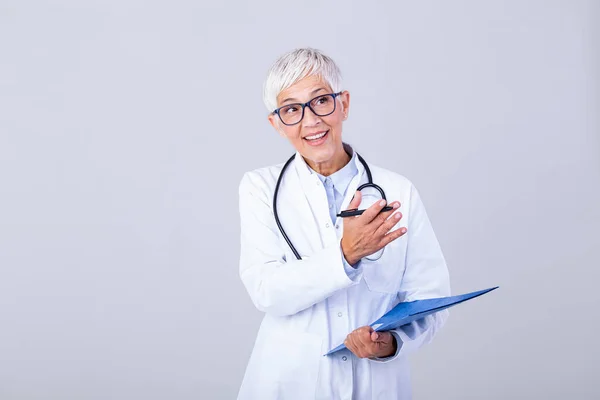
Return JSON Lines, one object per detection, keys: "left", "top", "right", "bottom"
{"left": 305, "top": 146, "right": 352, "bottom": 177}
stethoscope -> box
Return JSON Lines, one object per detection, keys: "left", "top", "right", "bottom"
{"left": 273, "top": 152, "right": 393, "bottom": 261}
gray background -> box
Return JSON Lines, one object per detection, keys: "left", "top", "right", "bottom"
{"left": 1, "top": 0, "right": 599, "bottom": 399}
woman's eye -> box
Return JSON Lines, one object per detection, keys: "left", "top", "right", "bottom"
{"left": 316, "top": 96, "right": 329, "bottom": 104}
{"left": 285, "top": 106, "right": 298, "bottom": 114}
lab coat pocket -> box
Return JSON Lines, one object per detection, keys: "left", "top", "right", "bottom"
{"left": 361, "top": 241, "right": 406, "bottom": 294}
{"left": 260, "top": 330, "right": 323, "bottom": 399}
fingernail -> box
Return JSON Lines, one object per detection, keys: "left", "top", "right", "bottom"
{"left": 402, "top": 228, "right": 407, "bottom": 233}
{"left": 393, "top": 202, "right": 400, "bottom": 209}
{"left": 379, "top": 200, "right": 386, "bottom": 206}
{"left": 395, "top": 213, "right": 401, "bottom": 219}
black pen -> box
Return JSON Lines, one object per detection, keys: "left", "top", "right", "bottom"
{"left": 337, "top": 206, "right": 394, "bottom": 218}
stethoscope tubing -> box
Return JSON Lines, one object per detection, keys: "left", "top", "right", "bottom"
{"left": 273, "top": 152, "right": 387, "bottom": 261}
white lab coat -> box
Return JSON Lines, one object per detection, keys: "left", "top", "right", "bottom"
{"left": 237, "top": 148, "right": 451, "bottom": 400}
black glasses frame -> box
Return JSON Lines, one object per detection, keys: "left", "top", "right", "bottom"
{"left": 272, "top": 92, "right": 343, "bottom": 126}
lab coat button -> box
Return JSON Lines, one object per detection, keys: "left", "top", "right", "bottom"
{"left": 337, "top": 312, "right": 343, "bottom": 317}
{"left": 342, "top": 356, "right": 348, "bottom": 361}
{"left": 325, "top": 223, "right": 330, "bottom": 228}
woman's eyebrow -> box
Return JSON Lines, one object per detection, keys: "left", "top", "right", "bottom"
{"left": 310, "top": 88, "right": 327, "bottom": 96}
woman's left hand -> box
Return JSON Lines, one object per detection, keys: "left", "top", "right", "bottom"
{"left": 344, "top": 326, "right": 397, "bottom": 359}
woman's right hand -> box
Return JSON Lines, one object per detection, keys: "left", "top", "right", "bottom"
{"left": 341, "top": 191, "right": 407, "bottom": 266}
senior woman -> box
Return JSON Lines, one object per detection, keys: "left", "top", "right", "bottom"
{"left": 237, "top": 48, "right": 450, "bottom": 400}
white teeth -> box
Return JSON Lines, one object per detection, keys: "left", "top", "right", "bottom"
{"left": 305, "top": 131, "right": 327, "bottom": 140}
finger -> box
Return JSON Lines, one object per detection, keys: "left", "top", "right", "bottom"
{"left": 357, "top": 333, "right": 379, "bottom": 359}
{"left": 371, "top": 331, "right": 393, "bottom": 345}
{"left": 346, "top": 190, "right": 362, "bottom": 210}
{"left": 354, "top": 328, "right": 374, "bottom": 358}
{"left": 374, "top": 210, "right": 403, "bottom": 237}
{"left": 360, "top": 198, "right": 390, "bottom": 223}
{"left": 371, "top": 330, "right": 380, "bottom": 342}
{"left": 346, "top": 330, "right": 364, "bottom": 350}
{"left": 346, "top": 329, "right": 363, "bottom": 358}
{"left": 352, "top": 335, "right": 369, "bottom": 358}
{"left": 344, "top": 336, "right": 354, "bottom": 352}
{"left": 365, "top": 331, "right": 392, "bottom": 359}
{"left": 345, "top": 335, "right": 361, "bottom": 357}
{"left": 355, "top": 327, "right": 372, "bottom": 345}
{"left": 371, "top": 202, "right": 401, "bottom": 229}
{"left": 381, "top": 226, "right": 408, "bottom": 245}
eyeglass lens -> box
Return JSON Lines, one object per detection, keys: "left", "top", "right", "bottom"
{"left": 278, "top": 94, "right": 336, "bottom": 125}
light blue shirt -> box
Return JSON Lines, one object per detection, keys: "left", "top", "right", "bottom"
{"left": 309, "top": 150, "right": 399, "bottom": 362}
{"left": 310, "top": 151, "right": 362, "bottom": 279}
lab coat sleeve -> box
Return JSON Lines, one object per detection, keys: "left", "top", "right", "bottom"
{"left": 372, "top": 184, "right": 451, "bottom": 363}
{"left": 342, "top": 249, "right": 362, "bottom": 280}
{"left": 238, "top": 172, "right": 360, "bottom": 317}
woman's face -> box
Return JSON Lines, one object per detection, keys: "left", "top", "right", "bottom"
{"left": 268, "top": 75, "right": 350, "bottom": 168}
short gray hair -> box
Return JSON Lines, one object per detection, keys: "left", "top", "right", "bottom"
{"left": 262, "top": 48, "right": 343, "bottom": 112}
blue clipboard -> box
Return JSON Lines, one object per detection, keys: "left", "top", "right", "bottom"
{"left": 324, "top": 286, "right": 499, "bottom": 355}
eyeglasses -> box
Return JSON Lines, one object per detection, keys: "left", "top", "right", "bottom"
{"left": 272, "top": 92, "right": 343, "bottom": 126}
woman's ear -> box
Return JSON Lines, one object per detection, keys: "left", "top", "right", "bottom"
{"left": 340, "top": 90, "right": 350, "bottom": 120}
{"left": 268, "top": 113, "right": 286, "bottom": 138}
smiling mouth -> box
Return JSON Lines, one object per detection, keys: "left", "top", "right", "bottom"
{"left": 304, "top": 130, "right": 329, "bottom": 141}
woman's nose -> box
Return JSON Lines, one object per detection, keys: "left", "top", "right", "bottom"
{"left": 302, "top": 106, "right": 321, "bottom": 126}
